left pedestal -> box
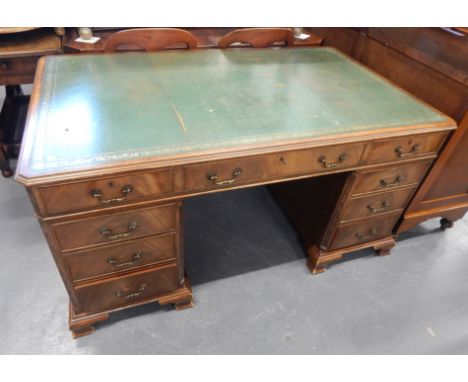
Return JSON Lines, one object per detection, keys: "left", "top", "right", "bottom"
{"left": 25, "top": 176, "right": 191, "bottom": 338}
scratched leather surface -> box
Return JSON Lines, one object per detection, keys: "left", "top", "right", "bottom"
{"left": 24, "top": 48, "right": 448, "bottom": 175}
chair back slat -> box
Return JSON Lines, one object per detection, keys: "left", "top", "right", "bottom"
{"left": 105, "top": 28, "right": 198, "bottom": 52}
{"left": 218, "top": 28, "right": 295, "bottom": 49}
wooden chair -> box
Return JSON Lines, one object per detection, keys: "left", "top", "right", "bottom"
{"left": 104, "top": 28, "right": 198, "bottom": 52}
{"left": 218, "top": 28, "right": 295, "bottom": 49}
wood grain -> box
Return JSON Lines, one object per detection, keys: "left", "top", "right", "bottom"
{"left": 331, "top": 212, "right": 401, "bottom": 250}
{"left": 50, "top": 203, "right": 176, "bottom": 252}
{"left": 341, "top": 187, "right": 415, "bottom": 223}
{"left": 351, "top": 160, "right": 431, "bottom": 196}
{"left": 37, "top": 168, "right": 174, "bottom": 216}
{"left": 104, "top": 28, "right": 197, "bottom": 52}
{"left": 65, "top": 232, "right": 177, "bottom": 283}
{"left": 74, "top": 262, "right": 179, "bottom": 314}
{"left": 218, "top": 28, "right": 295, "bottom": 48}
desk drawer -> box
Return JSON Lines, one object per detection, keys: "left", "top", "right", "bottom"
{"left": 37, "top": 169, "right": 174, "bottom": 216}
{"left": 341, "top": 188, "right": 414, "bottom": 223}
{"left": 363, "top": 133, "right": 446, "bottom": 164}
{"left": 52, "top": 203, "right": 176, "bottom": 252}
{"left": 74, "top": 262, "right": 178, "bottom": 314}
{"left": 330, "top": 213, "right": 400, "bottom": 250}
{"left": 275, "top": 144, "right": 364, "bottom": 177}
{"left": 183, "top": 143, "right": 365, "bottom": 192}
{"left": 65, "top": 233, "right": 177, "bottom": 283}
{"left": 184, "top": 156, "right": 275, "bottom": 191}
{"left": 352, "top": 161, "right": 431, "bottom": 195}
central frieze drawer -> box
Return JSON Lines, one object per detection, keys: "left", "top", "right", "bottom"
{"left": 74, "top": 263, "right": 178, "bottom": 314}
{"left": 51, "top": 203, "right": 176, "bottom": 252}
{"left": 183, "top": 143, "right": 365, "bottom": 192}
{"left": 183, "top": 156, "right": 276, "bottom": 191}
{"left": 341, "top": 187, "right": 415, "bottom": 223}
{"left": 36, "top": 169, "right": 174, "bottom": 216}
{"left": 274, "top": 144, "right": 365, "bottom": 177}
{"left": 65, "top": 233, "right": 177, "bottom": 283}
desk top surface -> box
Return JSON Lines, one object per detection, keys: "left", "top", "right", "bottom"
{"left": 18, "top": 47, "right": 454, "bottom": 182}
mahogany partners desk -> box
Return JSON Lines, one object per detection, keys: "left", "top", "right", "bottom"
{"left": 16, "top": 48, "right": 455, "bottom": 338}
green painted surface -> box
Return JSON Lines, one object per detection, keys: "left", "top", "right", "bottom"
{"left": 25, "top": 48, "right": 448, "bottom": 175}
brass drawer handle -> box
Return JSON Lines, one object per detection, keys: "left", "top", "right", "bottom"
{"left": 207, "top": 168, "right": 242, "bottom": 185}
{"left": 1, "top": 61, "right": 10, "bottom": 70}
{"left": 367, "top": 200, "right": 390, "bottom": 213}
{"left": 90, "top": 184, "right": 133, "bottom": 204}
{"left": 318, "top": 153, "right": 348, "bottom": 168}
{"left": 395, "top": 144, "right": 420, "bottom": 158}
{"left": 380, "top": 175, "right": 403, "bottom": 188}
{"left": 100, "top": 221, "right": 139, "bottom": 240}
{"left": 355, "top": 227, "right": 378, "bottom": 241}
{"left": 116, "top": 283, "right": 147, "bottom": 299}
{"left": 107, "top": 251, "right": 143, "bottom": 268}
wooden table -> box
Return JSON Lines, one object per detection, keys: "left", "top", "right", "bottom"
{"left": 16, "top": 48, "right": 455, "bottom": 338}
{"left": 0, "top": 28, "right": 62, "bottom": 177}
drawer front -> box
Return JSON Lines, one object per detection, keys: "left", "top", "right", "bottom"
{"left": 184, "top": 156, "right": 276, "bottom": 191}
{"left": 275, "top": 144, "right": 365, "bottom": 177}
{"left": 65, "top": 233, "right": 177, "bottom": 283}
{"left": 183, "top": 143, "right": 365, "bottom": 192}
{"left": 341, "top": 188, "right": 414, "bottom": 223}
{"left": 363, "top": 133, "right": 447, "bottom": 164}
{"left": 37, "top": 169, "right": 173, "bottom": 216}
{"left": 74, "top": 263, "right": 178, "bottom": 314}
{"left": 352, "top": 161, "right": 431, "bottom": 195}
{"left": 52, "top": 203, "right": 176, "bottom": 252}
{"left": 330, "top": 213, "right": 400, "bottom": 250}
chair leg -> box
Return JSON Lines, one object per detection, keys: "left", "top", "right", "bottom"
{"left": 0, "top": 145, "right": 13, "bottom": 178}
{"left": 0, "top": 85, "right": 24, "bottom": 178}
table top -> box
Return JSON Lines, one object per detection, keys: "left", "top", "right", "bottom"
{"left": 17, "top": 47, "right": 454, "bottom": 183}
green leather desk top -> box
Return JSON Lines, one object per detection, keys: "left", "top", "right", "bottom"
{"left": 18, "top": 47, "right": 453, "bottom": 181}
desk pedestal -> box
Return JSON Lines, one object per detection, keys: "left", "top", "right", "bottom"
{"left": 271, "top": 161, "right": 427, "bottom": 274}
